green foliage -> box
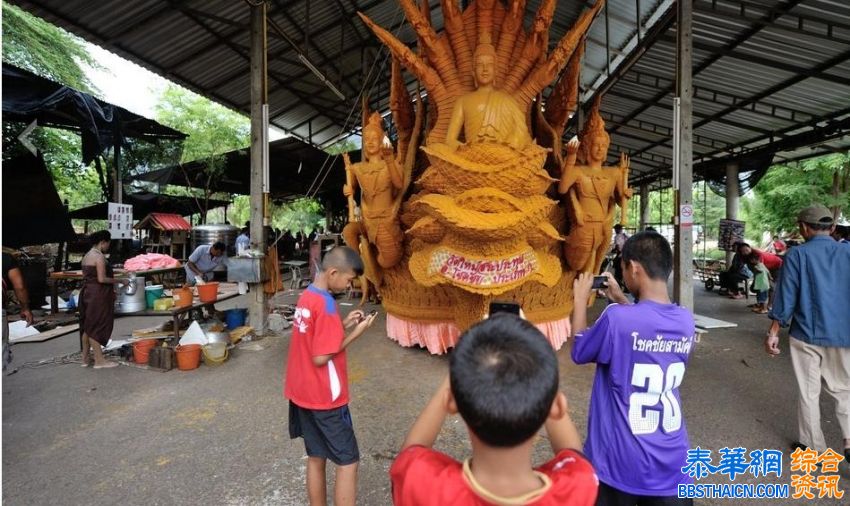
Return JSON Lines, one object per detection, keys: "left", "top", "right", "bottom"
{"left": 153, "top": 85, "right": 250, "bottom": 221}
{"left": 1, "top": 3, "right": 100, "bottom": 94}
{"left": 223, "top": 195, "right": 251, "bottom": 227}
{"left": 694, "top": 182, "right": 728, "bottom": 241}
{"left": 3, "top": 122, "right": 105, "bottom": 210}
{"left": 35, "top": 128, "right": 104, "bottom": 209}
{"left": 325, "top": 140, "right": 358, "bottom": 156}
{"left": 745, "top": 153, "right": 849, "bottom": 235}
{"left": 272, "top": 198, "right": 325, "bottom": 234}
{"left": 154, "top": 85, "right": 250, "bottom": 164}
{"left": 2, "top": 4, "right": 105, "bottom": 215}
{"left": 206, "top": 196, "right": 324, "bottom": 235}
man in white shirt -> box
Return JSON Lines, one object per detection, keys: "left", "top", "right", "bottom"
{"left": 236, "top": 223, "right": 250, "bottom": 254}
{"left": 185, "top": 242, "right": 227, "bottom": 284}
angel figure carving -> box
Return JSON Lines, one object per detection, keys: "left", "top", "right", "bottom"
{"left": 558, "top": 100, "right": 632, "bottom": 275}
{"left": 342, "top": 112, "right": 405, "bottom": 270}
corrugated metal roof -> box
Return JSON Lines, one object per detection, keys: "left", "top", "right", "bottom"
{"left": 152, "top": 213, "right": 192, "bottom": 231}
{"left": 10, "top": 0, "right": 849, "bottom": 189}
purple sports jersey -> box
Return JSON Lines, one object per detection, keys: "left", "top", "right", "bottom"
{"left": 572, "top": 300, "right": 696, "bottom": 496}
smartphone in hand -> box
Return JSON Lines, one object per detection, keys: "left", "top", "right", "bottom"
{"left": 591, "top": 275, "right": 609, "bottom": 289}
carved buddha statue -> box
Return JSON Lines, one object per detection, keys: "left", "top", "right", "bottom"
{"left": 444, "top": 37, "right": 531, "bottom": 151}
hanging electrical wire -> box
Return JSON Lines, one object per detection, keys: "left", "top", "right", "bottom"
{"left": 304, "top": 5, "right": 406, "bottom": 200}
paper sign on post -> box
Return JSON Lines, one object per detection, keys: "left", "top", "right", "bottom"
{"left": 107, "top": 203, "right": 133, "bottom": 239}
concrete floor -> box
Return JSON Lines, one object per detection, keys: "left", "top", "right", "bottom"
{"left": 3, "top": 285, "right": 848, "bottom": 505}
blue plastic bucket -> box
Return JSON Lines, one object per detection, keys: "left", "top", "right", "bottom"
{"left": 225, "top": 308, "right": 248, "bottom": 329}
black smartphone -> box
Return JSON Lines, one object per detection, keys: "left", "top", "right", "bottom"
{"left": 489, "top": 301, "right": 521, "bottom": 315}
{"left": 592, "top": 275, "right": 609, "bottom": 289}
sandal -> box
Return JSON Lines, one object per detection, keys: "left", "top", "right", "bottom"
{"left": 753, "top": 308, "right": 769, "bottom": 314}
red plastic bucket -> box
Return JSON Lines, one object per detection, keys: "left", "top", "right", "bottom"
{"left": 197, "top": 282, "right": 219, "bottom": 303}
{"left": 133, "top": 339, "right": 157, "bottom": 364}
{"left": 175, "top": 344, "right": 202, "bottom": 371}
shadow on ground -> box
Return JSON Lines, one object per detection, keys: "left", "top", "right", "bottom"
{"left": 3, "top": 286, "right": 847, "bottom": 505}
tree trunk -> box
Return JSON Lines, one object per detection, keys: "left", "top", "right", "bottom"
{"left": 833, "top": 169, "right": 841, "bottom": 220}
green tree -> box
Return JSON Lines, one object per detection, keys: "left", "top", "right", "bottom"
{"left": 153, "top": 85, "right": 250, "bottom": 221}
{"left": 1, "top": 3, "right": 100, "bottom": 94}
{"left": 272, "top": 198, "right": 325, "bottom": 235}
{"left": 694, "top": 182, "right": 728, "bottom": 242}
{"left": 745, "top": 153, "right": 849, "bottom": 235}
{"left": 2, "top": 4, "right": 106, "bottom": 215}
{"left": 325, "top": 139, "right": 358, "bottom": 155}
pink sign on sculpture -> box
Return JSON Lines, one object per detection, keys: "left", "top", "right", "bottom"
{"left": 430, "top": 249, "right": 538, "bottom": 287}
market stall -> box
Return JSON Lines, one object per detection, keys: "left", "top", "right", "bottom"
{"left": 134, "top": 212, "right": 191, "bottom": 259}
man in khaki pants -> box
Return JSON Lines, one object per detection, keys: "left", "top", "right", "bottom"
{"left": 765, "top": 205, "right": 850, "bottom": 461}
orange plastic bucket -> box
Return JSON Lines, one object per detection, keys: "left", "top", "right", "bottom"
{"left": 173, "top": 287, "right": 193, "bottom": 308}
{"left": 175, "top": 344, "right": 202, "bottom": 371}
{"left": 133, "top": 339, "right": 157, "bottom": 364}
{"left": 197, "top": 282, "right": 219, "bottom": 303}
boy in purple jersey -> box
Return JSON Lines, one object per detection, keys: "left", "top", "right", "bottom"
{"left": 571, "top": 231, "right": 696, "bottom": 506}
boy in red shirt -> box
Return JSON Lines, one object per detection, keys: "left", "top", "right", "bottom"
{"left": 284, "top": 246, "right": 377, "bottom": 506}
{"left": 390, "top": 314, "right": 598, "bottom": 505}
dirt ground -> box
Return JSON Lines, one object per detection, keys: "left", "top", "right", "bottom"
{"left": 2, "top": 285, "right": 848, "bottom": 505}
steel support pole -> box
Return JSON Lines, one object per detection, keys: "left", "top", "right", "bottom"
{"left": 249, "top": 1, "right": 268, "bottom": 333}
{"left": 639, "top": 183, "right": 650, "bottom": 230}
{"left": 673, "top": 0, "right": 693, "bottom": 310}
{"left": 725, "top": 162, "right": 739, "bottom": 265}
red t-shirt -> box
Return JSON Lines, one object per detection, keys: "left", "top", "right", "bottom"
{"left": 284, "top": 285, "right": 348, "bottom": 409}
{"left": 390, "top": 446, "right": 598, "bottom": 505}
{"left": 756, "top": 249, "right": 783, "bottom": 271}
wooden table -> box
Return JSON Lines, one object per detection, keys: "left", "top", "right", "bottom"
{"left": 121, "top": 284, "right": 241, "bottom": 341}
{"left": 48, "top": 266, "right": 185, "bottom": 314}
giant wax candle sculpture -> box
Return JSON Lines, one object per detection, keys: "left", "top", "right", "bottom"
{"left": 348, "top": 0, "right": 630, "bottom": 353}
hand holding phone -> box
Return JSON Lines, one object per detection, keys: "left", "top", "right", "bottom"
{"left": 591, "top": 275, "right": 608, "bottom": 289}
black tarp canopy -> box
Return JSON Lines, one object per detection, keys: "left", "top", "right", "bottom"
{"left": 68, "top": 191, "right": 230, "bottom": 220}
{"left": 2, "top": 64, "right": 185, "bottom": 164}
{"left": 134, "top": 136, "right": 352, "bottom": 209}
{"left": 2, "top": 153, "right": 76, "bottom": 248}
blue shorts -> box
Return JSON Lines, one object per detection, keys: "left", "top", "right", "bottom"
{"left": 288, "top": 401, "right": 359, "bottom": 465}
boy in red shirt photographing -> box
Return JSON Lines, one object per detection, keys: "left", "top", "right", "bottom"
{"left": 390, "top": 314, "right": 599, "bottom": 505}
{"left": 284, "top": 246, "right": 378, "bottom": 506}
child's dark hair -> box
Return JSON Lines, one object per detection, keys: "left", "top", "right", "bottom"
{"left": 88, "top": 230, "right": 111, "bottom": 246}
{"left": 321, "top": 246, "right": 364, "bottom": 276}
{"left": 212, "top": 241, "right": 227, "bottom": 252}
{"left": 449, "top": 314, "right": 559, "bottom": 448}
{"left": 745, "top": 252, "right": 761, "bottom": 266}
{"left": 621, "top": 231, "right": 673, "bottom": 280}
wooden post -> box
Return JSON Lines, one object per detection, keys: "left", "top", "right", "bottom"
{"left": 639, "top": 183, "right": 650, "bottom": 230}
{"left": 249, "top": 0, "right": 268, "bottom": 333}
{"left": 673, "top": 0, "right": 693, "bottom": 310}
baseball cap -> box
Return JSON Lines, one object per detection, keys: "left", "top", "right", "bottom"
{"left": 797, "top": 205, "right": 834, "bottom": 225}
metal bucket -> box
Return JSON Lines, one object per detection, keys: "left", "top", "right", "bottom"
{"left": 191, "top": 224, "right": 238, "bottom": 256}
{"left": 115, "top": 276, "right": 146, "bottom": 313}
